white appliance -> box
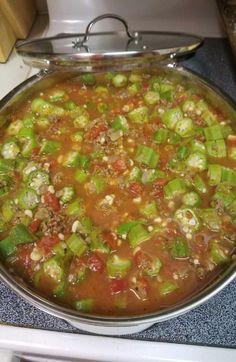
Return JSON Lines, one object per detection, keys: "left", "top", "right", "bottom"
{"left": 0, "top": 0, "right": 235, "bottom": 360}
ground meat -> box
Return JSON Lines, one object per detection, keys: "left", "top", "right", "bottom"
{"left": 39, "top": 206, "right": 72, "bottom": 236}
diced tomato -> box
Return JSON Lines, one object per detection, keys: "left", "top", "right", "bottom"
{"left": 110, "top": 279, "right": 127, "bottom": 295}
{"left": 102, "top": 231, "right": 117, "bottom": 250}
{"left": 154, "top": 178, "right": 167, "bottom": 187}
{"left": 153, "top": 189, "right": 163, "bottom": 198}
{"left": 111, "top": 159, "right": 128, "bottom": 174}
{"left": 87, "top": 123, "right": 107, "bottom": 140}
{"left": 129, "top": 182, "right": 143, "bottom": 196}
{"left": 130, "top": 277, "right": 149, "bottom": 300}
{"left": 38, "top": 235, "right": 60, "bottom": 256}
{"left": 43, "top": 192, "right": 60, "bottom": 212}
{"left": 29, "top": 219, "right": 42, "bottom": 233}
{"left": 30, "top": 147, "right": 40, "bottom": 160}
{"left": 134, "top": 250, "right": 152, "bottom": 270}
{"left": 17, "top": 244, "right": 34, "bottom": 271}
{"left": 87, "top": 253, "right": 104, "bottom": 272}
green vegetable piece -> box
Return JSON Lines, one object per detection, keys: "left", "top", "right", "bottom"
{"left": 78, "top": 154, "right": 90, "bottom": 169}
{"left": 106, "top": 255, "right": 131, "bottom": 278}
{"left": 70, "top": 132, "right": 83, "bottom": 142}
{"left": 162, "top": 107, "right": 183, "bottom": 130}
{"left": 53, "top": 281, "right": 66, "bottom": 297}
{"left": 75, "top": 298, "right": 94, "bottom": 313}
{"left": 141, "top": 169, "right": 159, "bottom": 184}
{"left": 144, "top": 257, "right": 162, "bottom": 277}
{"left": 205, "top": 140, "right": 226, "bottom": 158}
{"left": 31, "top": 98, "right": 64, "bottom": 116}
{"left": 48, "top": 89, "right": 67, "bottom": 102}
{"left": 193, "top": 175, "right": 207, "bottom": 194}
{"left": 97, "top": 102, "right": 109, "bottom": 113}
{"left": 75, "top": 169, "right": 88, "bottom": 184}
{"left": 221, "top": 167, "right": 236, "bottom": 185}
{"left": 128, "top": 83, "right": 140, "bottom": 95}
{"left": 95, "top": 86, "right": 108, "bottom": 93}
{"left": 60, "top": 186, "right": 75, "bottom": 204}
{"left": 66, "top": 199, "right": 84, "bottom": 217}
{"left": 144, "top": 91, "right": 160, "bottom": 105}
{"left": 186, "top": 152, "right": 207, "bottom": 172}
{"left": 1, "top": 200, "right": 14, "bottom": 222}
{"left": 128, "top": 106, "right": 149, "bottom": 123}
{"left": 228, "top": 147, "right": 236, "bottom": 160}
{"left": 168, "top": 131, "right": 181, "bottom": 145}
{"left": 0, "top": 236, "right": 16, "bottom": 257}
{"left": 128, "top": 224, "right": 150, "bottom": 248}
{"left": 204, "top": 124, "right": 224, "bottom": 140}
{"left": 112, "top": 115, "right": 129, "bottom": 132}
{"left": 177, "top": 146, "right": 188, "bottom": 160}
{"left": 140, "top": 201, "right": 158, "bottom": 218}
{"left": 73, "top": 113, "right": 90, "bottom": 128}
{"left": 153, "top": 128, "right": 169, "bottom": 144}
{"left": 91, "top": 176, "right": 106, "bottom": 193}
{"left": 182, "top": 191, "right": 200, "bottom": 207}
{"left": 0, "top": 174, "right": 13, "bottom": 197}
{"left": 7, "top": 119, "right": 23, "bottom": 135}
{"left": 198, "top": 209, "right": 221, "bottom": 232}
{"left": 21, "top": 137, "right": 38, "bottom": 157}
{"left": 160, "top": 281, "right": 178, "bottom": 296}
{"left": 171, "top": 237, "right": 189, "bottom": 258}
{"left": 117, "top": 221, "right": 141, "bottom": 236}
{"left": 159, "top": 84, "right": 173, "bottom": 101}
{"left": 1, "top": 141, "right": 20, "bottom": 160}
{"left": 90, "top": 231, "right": 110, "bottom": 253}
{"left": 114, "top": 295, "right": 127, "bottom": 310}
{"left": 175, "top": 117, "right": 194, "bottom": 137}
{"left": 11, "top": 223, "right": 35, "bottom": 245}
{"left": 175, "top": 208, "right": 200, "bottom": 233}
{"left": 112, "top": 73, "right": 127, "bottom": 88}
{"left": 18, "top": 188, "right": 39, "bottom": 210}
{"left": 0, "top": 159, "right": 14, "bottom": 173}
{"left": 208, "top": 164, "right": 222, "bottom": 186}
{"left": 182, "top": 100, "right": 195, "bottom": 113}
{"left": 81, "top": 74, "right": 96, "bottom": 85}
{"left": 43, "top": 256, "right": 64, "bottom": 283}
{"left": 128, "top": 166, "right": 141, "bottom": 182}
{"left": 129, "top": 73, "right": 142, "bottom": 83}
{"left": 27, "top": 169, "right": 50, "bottom": 194}
{"left": 210, "top": 241, "right": 229, "bottom": 265}
{"left": 40, "top": 139, "right": 61, "bottom": 155}
{"left": 66, "top": 234, "right": 87, "bottom": 256}
{"left": 135, "top": 145, "right": 159, "bottom": 168}
{"left": 36, "top": 116, "right": 50, "bottom": 128}
{"left": 53, "top": 242, "right": 67, "bottom": 257}
{"left": 190, "top": 140, "right": 206, "bottom": 154}
{"left": 63, "top": 151, "right": 80, "bottom": 167}
{"left": 164, "top": 178, "right": 187, "bottom": 199}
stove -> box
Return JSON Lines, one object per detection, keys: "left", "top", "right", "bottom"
{"left": 0, "top": 1, "right": 235, "bottom": 361}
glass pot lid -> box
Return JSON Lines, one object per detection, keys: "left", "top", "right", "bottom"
{"left": 16, "top": 13, "right": 203, "bottom": 71}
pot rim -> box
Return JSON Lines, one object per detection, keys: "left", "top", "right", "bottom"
{"left": 0, "top": 65, "right": 235, "bottom": 327}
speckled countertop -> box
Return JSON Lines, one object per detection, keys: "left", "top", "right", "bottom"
{"left": 0, "top": 38, "right": 235, "bottom": 348}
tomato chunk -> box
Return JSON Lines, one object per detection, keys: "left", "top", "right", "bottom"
{"left": 29, "top": 219, "right": 42, "bottom": 233}
{"left": 154, "top": 178, "right": 167, "bottom": 187}
{"left": 87, "top": 123, "right": 107, "bottom": 140}
{"left": 111, "top": 159, "right": 128, "bottom": 174}
{"left": 102, "top": 231, "right": 117, "bottom": 250}
{"left": 43, "top": 192, "right": 60, "bottom": 212}
{"left": 129, "top": 182, "right": 143, "bottom": 196}
{"left": 87, "top": 253, "right": 104, "bottom": 272}
{"left": 38, "top": 235, "right": 60, "bottom": 256}
{"left": 110, "top": 279, "right": 127, "bottom": 295}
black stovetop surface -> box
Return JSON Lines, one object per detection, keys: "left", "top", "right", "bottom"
{"left": 0, "top": 38, "right": 235, "bottom": 348}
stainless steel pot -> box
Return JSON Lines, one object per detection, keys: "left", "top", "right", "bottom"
{"left": 0, "top": 15, "right": 235, "bottom": 335}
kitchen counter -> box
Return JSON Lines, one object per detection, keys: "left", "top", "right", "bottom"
{"left": 0, "top": 37, "right": 236, "bottom": 348}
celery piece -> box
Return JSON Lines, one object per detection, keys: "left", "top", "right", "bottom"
{"left": 43, "top": 256, "right": 64, "bottom": 283}
{"left": 75, "top": 169, "right": 88, "bottom": 184}
{"left": 193, "top": 175, "right": 207, "bottom": 194}
{"left": 128, "top": 106, "right": 149, "bottom": 123}
{"left": 66, "top": 199, "right": 84, "bottom": 217}
{"left": 175, "top": 117, "right": 194, "bottom": 137}
{"left": 186, "top": 152, "right": 207, "bottom": 172}
{"left": 205, "top": 140, "right": 226, "bottom": 158}
{"left": 18, "top": 188, "right": 39, "bottom": 210}
{"left": 1, "top": 141, "right": 20, "bottom": 160}
{"left": 160, "top": 281, "right": 178, "bottom": 296}
{"left": 40, "top": 139, "right": 61, "bottom": 155}
{"left": 144, "top": 91, "right": 160, "bottom": 105}
{"left": 66, "top": 234, "right": 87, "bottom": 256}
{"left": 112, "top": 74, "right": 127, "bottom": 88}
{"left": 75, "top": 298, "right": 94, "bottom": 313}
{"left": 135, "top": 145, "right": 159, "bottom": 168}
{"left": 162, "top": 107, "right": 183, "bottom": 130}
{"left": 112, "top": 115, "right": 129, "bottom": 132}
{"left": 140, "top": 201, "right": 158, "bottom": 218}
{"left": 60, "top": 186, "right": 75, "bottom": 204}
{"left": 164, "top": 178, "right": 187, "bottom": 199}
{"left": 171, "top": 237, "right": 189, "bottom": 258}
{"left": 128, "top": 224, "right": 150, "bottom": 248}
{"left": 208, "top": 164, "right": 222, "bottom": 186}
{"left": 175, "top": 208, "right": 200, "bottom": 233}
{"left": 106, "top": 255, "right": 131, "bottom": 278}
{"left": 81, "top": 74, "right": 96, "bottom": 85}
{"left": 182, "top": 191, "right": 200, "bottom": 207}
{"left": 210, "top": 241, "right": 229, "bottom": 265}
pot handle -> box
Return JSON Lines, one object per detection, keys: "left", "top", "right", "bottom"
{"left": 82, "top": 13, "right": 135, "bottom": 43}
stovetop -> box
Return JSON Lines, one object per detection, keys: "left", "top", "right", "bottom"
{"left": 0, "top": 38, "right": 235, "bottom": 348}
